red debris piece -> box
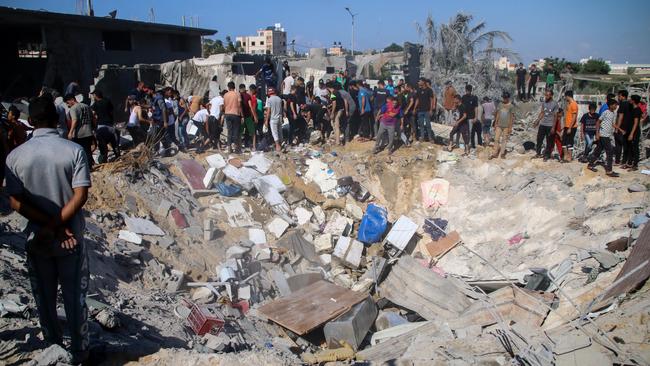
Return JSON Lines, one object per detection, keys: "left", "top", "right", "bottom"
{"left": 179, "top": 159, "right": 207, "bottom": 190}
{"left": 231, "top": 300, "right": 249, "bottom": 315}
{"left": 183, "top": 299, "right": 225, "bottom": 336}
{"left": 170, "top": 208, "right": 189, "bottom": 229}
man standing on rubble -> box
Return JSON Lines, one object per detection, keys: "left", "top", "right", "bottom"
{"left": 527, "top": 64, "right": 540, "bottom": 101}
{"left": 623, "top": 95, "right": 642, "bottom": 171}
{"left": 561, "top": 90, "right": 579, "bottom": 162}
{"left": 462, "top": 84, "right": 480, "bottom": 149}
{"left": 443, "top": 81, "right": 457, "bottom": 125}
{"left": 414, "top": 77, "right": 435, "bottom": 142}
{"left": 614, "top": 90, "right": 630, "bottom": 165}
{"left": 90, "top": 90, "right": 120, "bottom": 164}
{"left": 587, "top": 99, "right": 619, "bottom": 177}
{"left": 224, "top": 81, "right": 243, "bottom": 153}
{"left": 5, "top": 96, "right": 91, "bottom": 364}
{"left": 533, "top": 90, "right": 559, "bottom": 161}
{"left": 516, "top": 63, "right": 527, "bottom": 101}
{"left": 64, "top": 94, "right": 95, "bottom": 167}
{"left": 239, "top": 84, "right": 256, "bottom": 149}
{"left": 265, "top": 87, "right": 283, "bottom": 152}
{"left": 147, "top": 87, "right": 173, "bottom": 157}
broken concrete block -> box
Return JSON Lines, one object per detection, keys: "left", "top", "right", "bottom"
{"left": 226, "top": 245, "right": 251, "bottom": 259}
{"left": 287, "top": 272, "right": 324, "bottom": 293}
{"left": 267, "top": 217, "right": 290, "bottom": 239}
{"left": 203, "top": 219, "right": 215, "bottom": 241}
{"left": 95, "top": 308, "right": 121, "bottom": 329}
{"left": 203, "top": 167, "right": 218, "bottom": 189}
{"left": 157, "top": 236, "right": 175, "bottom": 249}
{"left": 323, "top": 197, "right": 346, "bottom": 210}
{"left": 238, "top": 284, "right": 252, "bottom": 300}
{"left": 333, "top": 236, "right": 364, "bottom": 268}
{"left": 166, "top": 269, "right": 185, "bottom": 293}
{"left": 252, "top": 245, "right": 271, "bottom": 261}
{"left": 192, "top": 287, "right": 214, "bottom": 302}
{"left": 156, "top": 200, "right": 173, "bottom": 217}
{"left": 345, "top": 200, "right": 364, "bottom": 221}
{"left": 284, "top": 186, "right": 306, "bottom": 204}
{"left": 324, "top": 296, "right": 377, "bottom": 351}
{"left": 214, "top": 199, "right": 255, "bottom": 228}
{"left": 248, "top": 228, "right": 266, "bottom": 245}
{"left": 29, "top": 344, "right": 72, "bottom": 365}
{"left": 628, "top": 183, "right": 647, "bottom": 193}
{"left": 118, "top": 230, "right": 142, "bottom": 245}
{"left": 170, "top": 208, "right": 189, "bottom": 229}
{"left": 203, "top": 332, "right": 230, "bottom": 352}
{"left": 185, "top": 226, "right": 203, "bottom": 238}
{"left": 314, "top": 233, "right": 334, "bottom": 253}
{"left": 319, "top": 253, "right": 332, "bottom": 266}
{"left": 312, "top": 206, "right": 326, "bottom": 224}
{"left": 295, "top": 207, "right": 313, "bottom": 225}
{"left": 206, "top": 153, "right": 227, "bottom": 169}
{"left": 369, "top": 321, "right": 430, "bottom": 346}
{"left": 222, "top": 165, "right": 262, "bottom": 191}
{"left": 122, "top": 214, "right": 165, "bottom": 236}
{"left": 243, "top": 153, "right": 272, "bottom": 174}
{"left": 375, "top": 311, "right": 408, "bottom": 331}
{"left": 323, "top": 212, "right": 353, "bottom": 236}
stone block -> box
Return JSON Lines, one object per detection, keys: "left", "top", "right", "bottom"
{"left": 156, "top": 200, "right": 173, "bottom": 217}
{"left": 324, "top": 296, "right": 377, "bottom": 350}
{"left": 314, "top": 233, "right": 334, "bottom": 253}
{"left": 333, "top": 236, "right": 364, "bottom": 268}
{"left": 170, "top": 209, "right": 189, "bottom": 229}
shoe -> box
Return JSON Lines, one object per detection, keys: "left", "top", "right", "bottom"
{"left": 587, "top": 165, "right": 598, "bottom": 172}
{"left": 543, "top": 157, "right": 549, "bottom": 162}
{"left": 606, "top": 171, "right": 620, "bottom": 177}
{"left": 627, "top": 166, "right": 638, "bottom": 171}
{"left": 532, "top": 154, "right": 542, "bottom": 159}
{"left": 620, "top": 164, "right": 629, "bottom": 169}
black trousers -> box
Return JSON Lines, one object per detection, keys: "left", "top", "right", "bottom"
{"left": 623, "top": 133, "right": 640, "bottom": 166}
{"left": 359, "top": 112, "right": 373, "bottom": 138}
{"left": 96, "top": 125, "right": 120, "bottom": 164}
{"left": 27, "top": 240, "right": 89, "bottom": 359}
{"left": 127, "top": 125, "right": 147, "bottom": 147}
{"left": 517, "top": 81, "right": 526, "bottom": 100}
{"left": 536, "top": 125, "right": 554, "bottom": 157}
{"left": 470, "top": 119, "right": 483, "bottom": 148}
{"left": 450, "top": 122, "right": 469, "bottom": 147}
{"left": 73, "top": 136, "right": 94, "bottom": 167}
{"left": 589, "top": 136, "right": 614, "bottom": 172}
{"left": 527, "top": 82, "right": 537, "bottom": 100}
{"left": 614, "top": 132, "right": 624, "bottom": 163}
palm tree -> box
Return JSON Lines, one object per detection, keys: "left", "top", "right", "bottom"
{"left": 416, "top": 13, "right": 518, "bottom": 79}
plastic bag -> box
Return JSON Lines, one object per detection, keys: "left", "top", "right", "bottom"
{"left": 358, "top": 204, "right": 388, "bottom": 244}
{"left": 216, "top": 182, "right": 242, "bottom": 197}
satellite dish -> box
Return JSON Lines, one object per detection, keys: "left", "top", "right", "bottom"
{"left": 108, "top": 10, "right": 117, "bottom": 18}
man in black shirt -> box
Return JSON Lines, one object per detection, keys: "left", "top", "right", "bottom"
{"left": 623, "top": 95, "right": 642, "bottom": 170}
{"left": 91, "top": 90, "right": 120, "bottom": 164}
{"left": 614, "top": 90, "right": 631, "bottom": 164}
{"left": 515, "top": 63, "right": 527, "bottom": 101}
{"left": 295, "top": 77, "right": 307, "bottom": 106}
{"left": 413, "top": 78, "right": 435, "bottom": 142}
{"left": 306, "top": 75, "right": 314, "bottom": 100}
{"left": 527, "top": 64, "right": 540, "bottom": 100}
{"left": 461, "top": 84, "right": 480, "bottom": 148}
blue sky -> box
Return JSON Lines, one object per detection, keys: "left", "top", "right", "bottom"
{"left": 5, "top": 0, "right": 650, "bottom": 63}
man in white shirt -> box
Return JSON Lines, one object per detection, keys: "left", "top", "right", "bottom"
{"left": 282, "top": 72, "right": 296, "bottom": 97}
{"left": 209, "top": 94, "right": 224, "bottom": 120}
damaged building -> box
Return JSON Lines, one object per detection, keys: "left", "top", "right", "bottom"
{"left": 0, "top": 6, "right": 216, "bottom": 99}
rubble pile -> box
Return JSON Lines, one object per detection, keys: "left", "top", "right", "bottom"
{"left": 1, "top": 124, "right": 649, "bottom": 365}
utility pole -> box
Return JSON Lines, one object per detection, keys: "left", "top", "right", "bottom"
{"left": 344, "top": 7, "right": 358, "bottom": 57}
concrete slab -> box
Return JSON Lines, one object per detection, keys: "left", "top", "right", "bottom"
{"left": 122, "top": 214, "right": 165, "bottom": 236}
{"left": 295, "top": 207, "right": 313, "bottom": 225}
{"left": 206, "top": 153, "right": 227, "bottom": 169}
{"left": 324, "top": 296, "right": 377, "bottom": 351}
{"left": 118, "top": 230, "right": 142, "bottom": 245}
{"left": 179, "top": 159, "right": 207, "bottom": 190}
{"left": 333, "top": 236, "right": 363, "bottom": 268}
{"left": 384, "top": 215, "right": 418, "bottom": 251}
{"left": 248, "top": 228, "right": 266, "bottom": 245}
{"left": 267, "top": 217, "right": 290, "bottom": 239}
{"left": 203, "top": 167, "right": 218, "bottom": 189}
{"left": 314, "top": 233, "right": 333, "bottom": 253}
{"left": 243, "top": 153, "right": 272, "bottom": 174}
{"left": 286, "top": 272, "right": 324, "bottom": 293}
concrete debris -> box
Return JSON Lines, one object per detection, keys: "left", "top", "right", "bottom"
{"left": 203, "top": 167, "right": 218, "bottom": 189}
{"left": 26, "top": 344, "right": 72, "bottom": 365}
{"left": 118, "top": 230, "right": 143, "bottom": 245}
{"left": 324, "top": 296, "right": 377, "bottom": 351}
{"left": 294, "top": 207, "right": 313, "bottom": 225}
{"left": 314, "top": 233, "right": 334, "bottom": 253}
{"left": 333, "top": 236, "right": 364, "bottom": 268}
{"left": 156, "top": 200, "right": 173, "bottom": 217}
{"left": 384, "top": 215, "right": 418, "bottom": 252}
{"left": 122, "top": 214, "right": 166, "bottom": 236}
{"left": 256, "top": 175, "right": 287, "bottom": 192}
{"left": 375, "top": 311, "right": 409, "bottom": 331}
{"left": 223, "top": 165, "right": 262, "bottom": 191}
{"left": 266, "top": 217, "right": 290, "bottom": 239}
{"left": 323, "top": 212, "right": 353, "bottom": 236}
{"left": 205, "top": 153, "right": 227, "bottom": 169}
{"left": 248, "top": 228, "right": 266, "bottom": 245}
{"left": 243, "top": 153, "right": 272, "bottom": 174}
{"left": 370, "top": 321, "right": 430, "bottom": 345}
{"left": 214, "top": 199, "right": 256, "bottom": 228}
{"left": 95, "top": 308, "right": 121, "bottom": 329}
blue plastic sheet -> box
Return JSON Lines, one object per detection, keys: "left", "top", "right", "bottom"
{"left": 217, "top": 182, "right": 242, "bottom": 197}
{"left": 358, "top": 204, "right": 388, "bottom": 244}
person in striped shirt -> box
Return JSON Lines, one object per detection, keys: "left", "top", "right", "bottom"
{"left": 587, "top": 99, "right": 619, "bottom": 177}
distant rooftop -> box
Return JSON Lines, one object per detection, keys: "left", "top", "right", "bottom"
{"left": 0, "top": 6, "right": 217, "bottom": 36}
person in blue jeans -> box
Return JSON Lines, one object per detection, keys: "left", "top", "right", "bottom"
{"left": 579, "top": 102, "right": 599, "bottom": 162}
{"left": 413, "top": 78, "right": 435, "bottom": 142}
{"left": 174, "top": 90, "right": 190, "bottom": 152}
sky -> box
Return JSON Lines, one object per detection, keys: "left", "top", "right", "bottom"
{"left": 4, "top": 0, "right": 650, "bottom": 64}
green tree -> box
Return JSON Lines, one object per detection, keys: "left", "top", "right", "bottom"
{"left": 542, "top": 57, "right": 581, "bottom": 76}
{"left": 383, "top": 43, "right": 404, "bottom": 52}
{"left": 202, "top": 38, "right": 226, "bottom": 56}
{"left": 225, "top": 36, "right": 237, "bottom": 53}
{"left": 580, "top": 59, "right": 610, "bottom": 74}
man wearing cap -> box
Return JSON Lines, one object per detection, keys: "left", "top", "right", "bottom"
{"left": 313, "top": 79, "right": 329, "bottom": 104}
{"left": 5, "top": 96, "right": 91, "bottom": 364}
{"left": 91, "top": 90, "right": 120, "bottom": 163}
{"left": 64, "top": 94, "right": 95, "bottom": 167}
{"left": 265, "top": 87, "right": 284, "bottom": 152}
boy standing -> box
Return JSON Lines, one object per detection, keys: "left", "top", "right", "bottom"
{"left": 373, "top": 95, "right": 401, "bottom": 155}
{"left": 448, "top": 95, "right": 469, "bottom": 154}
{"left": 561, "top": 91, "right": 579, "bottom": 162}
{"left": 579, "top": 103, "right": 599, "bottom": 162}
{"left": 491, "top": 92, "right": 515, "bottom": 159}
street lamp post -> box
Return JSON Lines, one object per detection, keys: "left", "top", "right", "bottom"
{"left": 345, "top": 7, "right": 358, "bottom": 57}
